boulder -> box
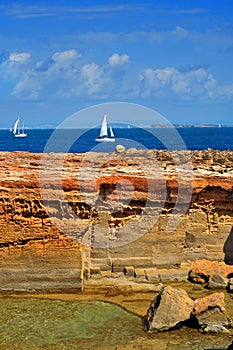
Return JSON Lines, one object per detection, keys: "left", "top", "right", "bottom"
{"left": 145, "top": 285, "right": 194, "bottom": 332}
{"left": 207, "top": 273, "right": 228, "bottom": 290}
{"left": 192, "top": 292, "right": 232, "bottom": 333}
{"left": 115, "top": 144, "right": 126, "bottom": 154}
{"left": 189, "top": 259, "right": 233, "bottom": 284}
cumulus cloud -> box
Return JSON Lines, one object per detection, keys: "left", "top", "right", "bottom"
{"left": 1, "top": 48, "right": 233, "bottom": 103}
{"left": 80, "top": 63, "right": 105, "bottom": 95}
{"left": 108, "top": 53, "right": 130, "bottom": 67}
{"left": 0, "top": 49, "right": 131, "bottom": 100}
{"left": 52, "top": 49, "right": 79, "bottom": 63}
{"left": 35, "top": 49, "right": 80, "bottom": 73}
{"left": 9, "top": 52, "right": 31, "bottom": 63}
{"left": 0, "top": 51, "right": 32, "bottom": 81}
{"left": 138, "top": 66, "right": 218, "bottom": 99}
{"left": 8, "top": 49, "right": 82, "bottom": 99}
{"left": 80, "top": 54, "right": 130, "bottom": 96}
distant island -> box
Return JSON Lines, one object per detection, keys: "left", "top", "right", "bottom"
{"left": 149, "top": 123, "right": 233, "bottom": 128}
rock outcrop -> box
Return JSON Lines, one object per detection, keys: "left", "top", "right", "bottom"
{"left": 0, "top": 150, "right": 233, "bottom": 291}
{"left": 145, "top": 287, "right": 232, "bottom": 334}
{"left": 145, "top": 286, "right": 194, "bottom": 332}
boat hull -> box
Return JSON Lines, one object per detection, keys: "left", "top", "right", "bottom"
{"left": 95, "top": 137, "right": 115, "bottom": 142}
{"left": 14, "top": 133, "right": 27, "bottom": 138}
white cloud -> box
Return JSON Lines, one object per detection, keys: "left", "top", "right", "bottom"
{"left": 108, "top": 53, "right": 129, "bottom": 67}
{"left": 52, "top": 49, "right": 79, "bottom": 63}
{"left": 12, "top": 72, "right": 41, "bottom": 100}
{"left": 138, "top": 66, "right": 219, "bottom": 99}
{"left": 9, "top": 52, "right": 31, "bottom": 63}
{"left": 80, "top": 63, "right": 105, "bottom": 95}
{"left": 0, "top": 51, "right": 32, "bottom": 81}
{"left": 1, "top": 48, "right": 233, "bottom": 103}
{"left": 156, "top": 67, "right": 177, "bottom": 85}
{"left": 4, "top": 3, "right": 143, "bottom": 19}
{"left": 0, "top": 49, "right": 131, "bottom": 100}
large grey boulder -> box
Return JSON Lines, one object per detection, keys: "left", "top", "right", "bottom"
{"left": 145, "top": 285, "right": 194, "bottom": 332}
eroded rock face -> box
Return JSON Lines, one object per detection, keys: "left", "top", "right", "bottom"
{"left": 0, "top": 150, "right": 233, "bottom": 290}
{"left": 145, "top": 286, "right": 194, "bottom": 332}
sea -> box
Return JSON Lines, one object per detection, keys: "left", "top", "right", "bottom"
{"left": 1, "top": 291, "right": 233, "bottom": 350}
{"left": 1, "top": 126, "right": 233, "bottom": 153}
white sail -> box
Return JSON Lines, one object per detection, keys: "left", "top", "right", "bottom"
{"left": 13, "top": 118, "right": 19, "bottom": 135}
{"left": 109, "top": 126, "right": 114, "bottom": 138}
{"left": 95, "top": 113, "right": 115, "bottom": 142}
{"left": 12, "top": 117, "right": 27, "bottom": 138}
{"left": 99, "top": 114, "right": 108, "bottom": 137}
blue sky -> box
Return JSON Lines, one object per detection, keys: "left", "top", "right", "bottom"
{"left": 1, "top": 0, "right": 233, "bottom": 127}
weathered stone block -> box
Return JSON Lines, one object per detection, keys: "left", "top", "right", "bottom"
{"left": 145, "top": 286, "right": 194, "bottom": 332}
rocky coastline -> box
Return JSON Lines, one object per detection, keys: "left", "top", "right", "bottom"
{"left": 1, "top": 148, "right": 233, "bottom": 348}
{"left": 0, "top": 149, "right": 233, "bottom": 291}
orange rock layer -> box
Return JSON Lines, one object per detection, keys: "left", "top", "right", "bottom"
{"left": 0, "top": 150, "right": 233, "bottom": 291}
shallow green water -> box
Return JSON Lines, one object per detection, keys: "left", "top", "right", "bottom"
{"left": 0, "top": 297, "right": 143, "bottom": 349}
{"left": 0, "top": 296, "right": 233, "bottom": 350}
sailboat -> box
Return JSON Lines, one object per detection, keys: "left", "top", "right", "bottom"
{"left": 13, "top": 118, "right": 27, "bottom": 138}
{"left": 95, "top": 114, "right": 115, "bottom": 142}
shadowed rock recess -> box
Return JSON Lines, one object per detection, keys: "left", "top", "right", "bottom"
{"left": 0, "top": 149, "right": 233, "bottom": 291}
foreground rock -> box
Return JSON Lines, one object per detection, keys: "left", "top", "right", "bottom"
{"left": 145, "top": 286, "right": 194, "bottom": 332}
{"left": 145, "top": 287, "right": 232, "bottom": 334}
{"left": 192, "top": 292, "right": 232, "bottom": 333}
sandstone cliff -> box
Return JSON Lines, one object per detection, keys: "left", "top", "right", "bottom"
{"left": 0, "top": 149, "right": 232, "bottom": 291}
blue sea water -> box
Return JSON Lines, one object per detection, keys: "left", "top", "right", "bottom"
{"left": 1, "top": 126, "right": 233, "bottom": 153}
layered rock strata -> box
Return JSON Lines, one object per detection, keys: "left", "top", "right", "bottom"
{"left": 0, "top": 149, "right": 233, "bottom": 291}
